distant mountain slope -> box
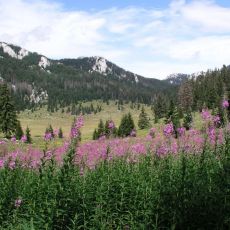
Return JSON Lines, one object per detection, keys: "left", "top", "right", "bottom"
{"left": 164, "top": 72, "right": 206, "bottom": 85}
{"left": 0, "top": 42, "right": 176, "bottom": 111}
{"left": 165, "top": 73, "right": 190, "bottom": 85}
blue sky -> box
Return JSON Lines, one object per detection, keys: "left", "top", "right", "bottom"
{"left": 50, "top": 0, "right": 173, "bottom": 11}
{"left": 1, "top": 0, "right": 230, "bottom": 79}
{"left": 50, "top": 0, "right": 230, "bottom": 11}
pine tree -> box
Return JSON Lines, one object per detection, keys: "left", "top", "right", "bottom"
{"left": 165, "top": 100, "right": 175, "bottom": 124}
{"left": 127, "top": 113, "right": 135, "bottom": 131}
{"left": 154, "top": 95, "right": 167, "bottom": 123}
{"left": 0, "top": 83, "right": 18, "bottom": 138}
{"left": 178, "top": 80, "right": 193, "bottom": 112}
{"left": 97, "top": 119, "right": 105, "bottom": 137}
{"left": 15, "top": 121, "right": 24, "bottom": 140}
{"left": 25, "top": 126, "right": 32, "bottom": 143}
{"left": 138, "top": 107, "right": 150, "bottom": 129}
{"left": 104, "top": 120, "right": 110, "bottom": 137}
{"left": 58, "top": 128, "right": 63, "bottom": 138}
{"left": 118, "top": 113, "right": 135, "bottom": 137}
{"left": 93, "top": 129, "right": 99, "bottom": 140}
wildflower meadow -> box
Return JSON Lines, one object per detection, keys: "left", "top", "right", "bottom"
{"left": 0, "top": 108, "right": 230, "bottom": 229}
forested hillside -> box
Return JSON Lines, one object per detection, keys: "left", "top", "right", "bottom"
{"left": 0, "top": 42, "right": 176, "bottom": 112}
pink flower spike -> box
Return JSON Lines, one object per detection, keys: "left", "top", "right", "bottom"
{"left": 222, "top": 100, "right": 229, "bottom": 109}
{"left": 177, "top": 127, "right": 186, "bottom": 137}
{"left": 20, "top": 135, "right": 27, "bottom": 143}
{"left": 8, "top": 161, "right": 16, "bottom": 170}
{"left": 70, "top": 115, "right": 84, "bottom": 139}
{"left": 130, "top": 129, "right": 136, "bottom": 137}
{"left": 108, "top": 120, "right": 115, "bottom": 129}
{"left": 201, "top": 109, "right": 211, "bottom": 121}
{"left": 0, "top": 159, "right": 4, "bottom": 168}
{"left": 15, "top": 199, "right": 22, "bottom": 208}
{"left": 44, "top": 132, "right": 52, "bottom": 141}
{"left": 163, "top": 123, "right": 174, "bottom": 137}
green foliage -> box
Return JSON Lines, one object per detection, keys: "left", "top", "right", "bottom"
{"left": 178, "top": 80, "right": 193, "bottom": 112}
{"left": 0, "top": 83, "right": 18, "bottom": 138}
{"left": 25, "top": 126, "right": 32, "bottom": 143}
{"left": 15, "top": 121, "right": 24, "bottom": 140}
{"left": 118, "top": 113, "right": 135, "bottom": 137}
{"left": 165, "top": 100, "right": 175, "bottom": 123}
{"left": 183, "top": 65, "right": 229, "bottom": 111}
{"left": 183, "top": 112, "right": 193, "bottom": 130}
{"left": 171, "top": 107, "right": 180, "bottom": 129}
{"left": 138, "top": 107, "right": 150, "bottom": 129}
{"left": 154, "top": 94, "right": 168, "bottom": 122}
{"left": 0, "top": 139, "right": 230, "bottom": 229}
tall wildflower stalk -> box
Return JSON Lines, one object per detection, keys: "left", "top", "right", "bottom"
{"left": 54, "top": 115, "right": 84, "bottom": 229}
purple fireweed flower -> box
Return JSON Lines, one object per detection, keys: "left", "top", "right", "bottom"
{"left": 213, "top": 115, "right": 221, "bottom": 126}
{"left": 44, "top": 132, "right": 52, "bottom": 141}
{"left": 20, "top": 135, "right": 27, "bottom": 143}
{"left": 70, "top": 115, "right": 84, "bottom": 139}
{"left": 146, "top": 134, "right": 152, "bottom": 141}
{"left": 207, "top": 126, "right": 216, "bottom": 144}
{"left": 11, "top": 136, "right": 16, "bottom": 142}
{"left": 99, "top": 135, "right": 106, "bottom": 141}
{"left": 177, "top": 127, "right": 186, "bottom": 137}
{"left": 108, "top": 120, "right": 115, "bottom": 129}
{"left": 157, "top": 145, "right": 168, "bottom": 156}
{"left": 170, "top": 141, "right": 178, "bottom": 154}
{"left": 131, "top": 143, "right": 146, "bottom": 155}
{"left": 45, "top": 150, "right": 53, "bottom": 160}
{"left": 201, "top": 109, "right": 211, "bottom": 121}
{"left": 54, "top": 129, "right": 59, "bottom": 137}
{"left": 79, "top": 167, "right": 84, "bottom": 176}
{"left": 130, "top": 129, "right": 136, "bottom": 137}
{"left": 0, "top": 140, "right": 6, "bottom": 145}
{"left": 149, "top": 127, "right": 156, "bottom": 138}
{"left": 0, "top": 159, "right": 4, "bottom": 168}
{"left": 8, "top": 161, "right": 16, "bottom": 170}
{"left": 163, "top": 123, "right": 174, "bottom": 137}
{"left": 15, "top": 199, "right": 22, "bottom": 208}
{"left": 222, "top": 100, "right": 229, "bottom": 108}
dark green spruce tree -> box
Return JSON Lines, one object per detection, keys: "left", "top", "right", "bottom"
{"left": 97, "top": 119, "right": 105, "bottom": 137}
{"left": 0, "top": 83, "right": 18, "bottom": 138}
{"left": 58, "top": 128, "right": 63, "bottom": 139}
{"left": 92, "top": 119, "right": 104, "bottom": 140}
{"left": 93, "top": 129, "right": 99, "bottom": 140}
{"left": 138, "top": 107, "right": 150, "bottom": 129}
{"left": 15, "top": 121, "right": 24, "bottom": 140}
{"left": 118, "top": 113, "right": 135, "bottom": 137}
{"left": 25, "top": 126, "right": 32, "bottom": 144}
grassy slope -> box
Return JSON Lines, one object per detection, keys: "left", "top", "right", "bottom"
{"left": 18, "top": 101, "right": 157, "bottom": 142}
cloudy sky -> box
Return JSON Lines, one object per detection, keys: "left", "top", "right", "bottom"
{"left": 1, "top": 0, "right": 230, "bottom": 79}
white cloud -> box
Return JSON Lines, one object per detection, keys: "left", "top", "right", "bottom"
{"left": 0, "top": 0, "right": 230, "bottom": 79}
